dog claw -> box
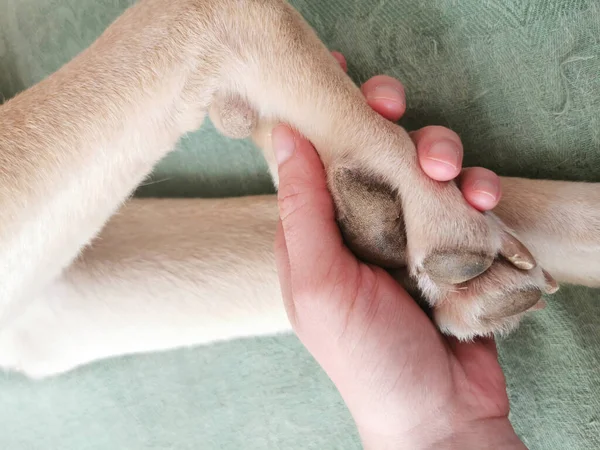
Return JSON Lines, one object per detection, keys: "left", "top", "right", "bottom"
{"left": 542, "top": 269, "right": 559, "bottom": 294}
{"left": 500, "top": 232, "right": 537, "bottom": 270}
{"left": 485, "top": 287, "right": 542, "bottom": 319}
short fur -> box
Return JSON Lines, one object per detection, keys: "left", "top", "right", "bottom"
{"left": 0, "top": 0, "right": 598, "bottom": 378}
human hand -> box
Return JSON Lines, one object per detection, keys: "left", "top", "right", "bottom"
{"left": 271, "top": 53, "right": 525, "bottom": 449}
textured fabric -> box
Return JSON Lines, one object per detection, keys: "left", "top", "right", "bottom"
{"left": 1, "top": 0, "right": 599, "bottom": 449}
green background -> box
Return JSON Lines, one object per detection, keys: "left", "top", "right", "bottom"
{"left": 1, "top": 0, "right": 599, "bottom": 448}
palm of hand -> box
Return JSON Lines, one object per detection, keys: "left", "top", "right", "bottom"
{"left": 292, "top": 258, "right": 509, "bottom": 437}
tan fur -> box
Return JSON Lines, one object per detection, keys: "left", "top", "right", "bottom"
{"left": 0, "top": 0, "right": 598, "bottom": 377}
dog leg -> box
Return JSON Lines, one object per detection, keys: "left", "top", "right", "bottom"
{"left": 0, "top": 1, "right": 223, "bottom": 321}
{"left": 495, "top": 178, "right": 600, "bottom": 287}
{"left": 1, "top": 178, "right": 597, "bottom": 378}
{"left": 0, "top": 0, "right": 556, "bottom": 338}
{"left": 0, "top": 0, "right": 351, "bottom": 321}
{"left": 0, "top": 197, "right": 288, "bottom": 378}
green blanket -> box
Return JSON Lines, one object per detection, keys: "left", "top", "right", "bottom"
{"left": 1, "top": 0, "right": 599, "bottom": 448}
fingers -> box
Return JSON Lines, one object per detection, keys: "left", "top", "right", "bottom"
{"left": 411, "top": 128, "right": 501, "bottom": 211}
{"left": 331, "top": 51, "right": 347, "bottom": 72}
{"left": 361, "top": 75, "right": 406, "bottom": 122}
{"left": 272, "top": 124, "right": 355, "bottom": 291}
{"left": 457, "top": 167, "right": 502, "bottom": 211}
{"left": 410, "top": 126, "right": 463, "bottom": 181}
{"left": 359, "top": 78, "right": 501, "bottom": 212}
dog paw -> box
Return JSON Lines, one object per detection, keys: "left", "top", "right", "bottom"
{"left": 430, "top": 262, "right": 556, "bottom": 339}
{"left": 205, "top": 92, "right": 558, "bottom": 338}
{"left": 331, "top": 166, "right": 558, "bottom": 339}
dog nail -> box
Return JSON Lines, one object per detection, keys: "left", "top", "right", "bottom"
{"left": 486, "top": 288, "right": 542, "bottom": 319}
{"left": 500, "top": 232, "right": 536, "bottom": 270}
{"left": 543, "top": 269, "right": 559, "bottom": 294}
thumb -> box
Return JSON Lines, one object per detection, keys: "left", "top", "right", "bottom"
{"left": 272, "top": 124, "right": 354, "bottom": 294}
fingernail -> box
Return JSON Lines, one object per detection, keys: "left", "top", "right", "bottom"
{"left": 472, "top": 179, "right": 499, "bottom": 201}
{"left": 366, "top": 84, "right": 404, "bottom": 105}
{"left": 500, "top": 232, "right": 536, "bottom": 270}
{"left": 272, "top": 125, "right": 296, "bottom": 165}
{"left": 426, "top": 140, "right": 460, "bottom": 170}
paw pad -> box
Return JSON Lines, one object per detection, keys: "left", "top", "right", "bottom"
{"left": 422, "top": 250, "right": 494, "bottom": 285}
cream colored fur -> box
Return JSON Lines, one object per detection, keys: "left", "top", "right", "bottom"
{"left": 0, "top": 0, "right": 598, "bottom": 377}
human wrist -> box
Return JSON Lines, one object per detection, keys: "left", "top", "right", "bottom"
{"left": 358, "top": 417, "right": 526, "bottom": 450}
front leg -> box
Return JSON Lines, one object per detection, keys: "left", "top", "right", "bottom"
{"left": 0, "top": 0, "right": 427, "bottom": 322}
{"left": 0, "top": 0, "right": 363, "bottom": 322}
{"left": 205, "top": 9, "right": 564, "bottom": 336}
{"left": 212, "top": 114, "right": 560, "bottom": 339}
{"left": 0, "top": 0, "right": 555, "bottom": 337}
{"left": 193, "top": 0, "right": 562, "bottom": 338}
{"left": 0, "top": 0, "right": 221, "bottom": 321}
